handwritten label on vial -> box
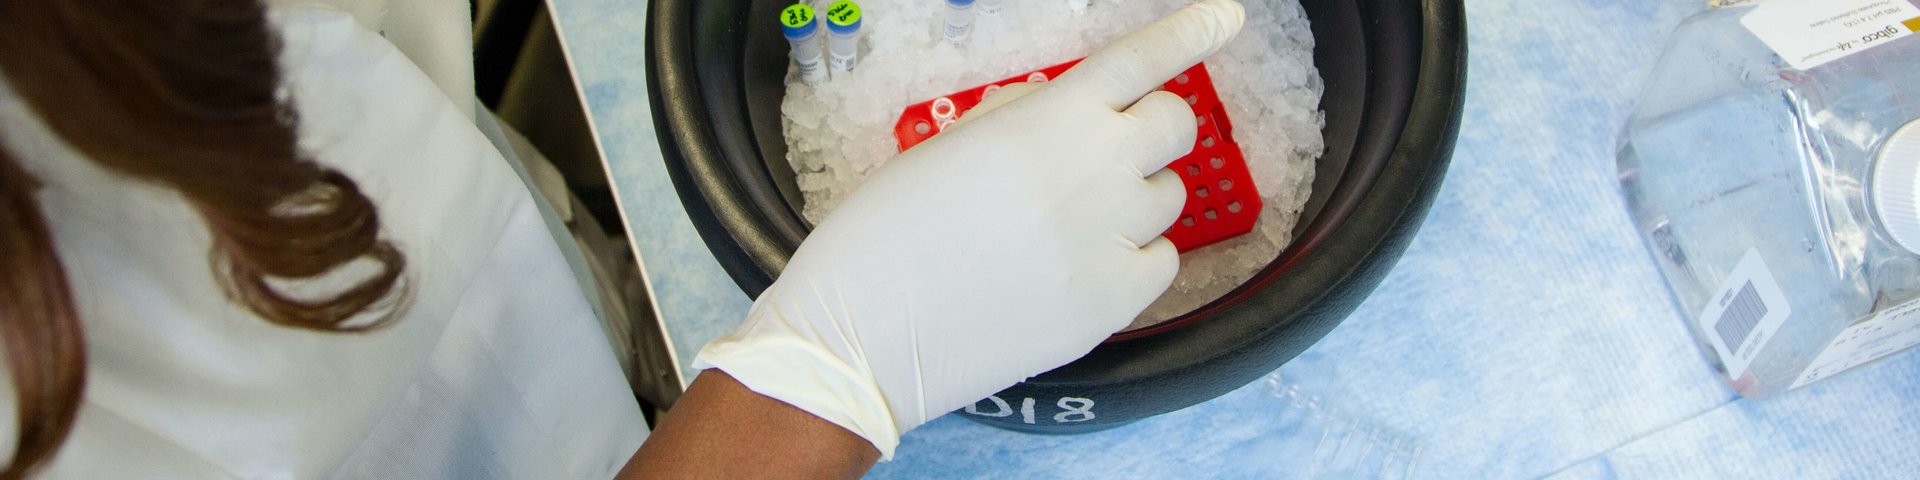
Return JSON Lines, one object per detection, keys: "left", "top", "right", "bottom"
{"left": 1742, "top": 0, "right": 1920, "bottom": 70}
{"left": 781, "top": 4, "right": 814, "bottom": 29}
{"left": 827, "top": 1, "right": 862, "bottom": 27}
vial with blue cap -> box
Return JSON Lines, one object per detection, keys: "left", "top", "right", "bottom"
{"left": 781, "top": 3, "right": 827, "bottom": 85}
{"left": 943, "top": 0, "right": 974, "bottom": 44}
{"left": 825, "top": 0, "right": 863, "bottom": 73}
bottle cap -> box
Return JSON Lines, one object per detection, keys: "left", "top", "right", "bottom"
{"left": 1872, "top": 118, "right": 1920, "bottom": 254}
{"left": 781, "top": 4, "right": 818, "bottom": 40}
{"left": 827, "top": 1, "right": 863, "bottom": 35}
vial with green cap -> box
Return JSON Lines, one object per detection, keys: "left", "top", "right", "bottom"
{"left": 943, "top": 0, "right": 974, "bottom": 44}
{"left": 825, "top": 0, "right": 863, "bottom": 73}
{"left": 781, "top": 4, "right": 827, "bottom": 85}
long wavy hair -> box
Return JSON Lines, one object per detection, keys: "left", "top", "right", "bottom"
{"left": 0, "top": 1, "right": 407, "bottom": 477}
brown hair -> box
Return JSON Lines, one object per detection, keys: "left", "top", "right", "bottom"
{"left": 0, "top": 0, "right": 407, "bottom": 477}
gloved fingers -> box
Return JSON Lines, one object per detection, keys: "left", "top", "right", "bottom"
{"left": 1112, "top": 236, "right": 1181, "bottom": 329}
{"left": 1052, "top": 0, "right": 1246, "bottom": 111}
{"left": 1117, "top": 90, "right": 1199, "bottom": 176}
{"left": 958, "top": 81, "right": 1041, "bottom": 126}
{"left": 1118, "top": 169, "right": 1190, "bottom": 249}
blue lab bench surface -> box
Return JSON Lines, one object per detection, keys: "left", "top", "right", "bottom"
{"left": 547, "top": 0, "right": 1920, "bottom": 476}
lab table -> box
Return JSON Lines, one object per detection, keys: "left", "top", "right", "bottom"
{"left": 545, "top": 0, "right": 1920, "bottom": 476}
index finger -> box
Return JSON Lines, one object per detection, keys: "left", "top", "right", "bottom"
{"left": 1052, "top": 0, "right": 1247, "bottom": 111}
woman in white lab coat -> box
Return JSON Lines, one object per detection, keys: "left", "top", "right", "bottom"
{"left": 0, "top": 1, "right": 644, "bottom": 477}
{"left": 0, "top": 0, "right": 1245, "bottom": 478}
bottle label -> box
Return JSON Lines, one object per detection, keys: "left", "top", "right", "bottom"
{"left": 1791, "top": 297, "right": 1920, "bottom": 388}
{"left": 1698, "top": 249, "right": 1793, "bottom": 378}
{"left": 1741, "top": 0, "right": 1920, "bottom": 70}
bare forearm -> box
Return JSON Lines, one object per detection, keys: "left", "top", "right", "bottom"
{"left": 620, "top": 370, "right": 880, "bottom": 479}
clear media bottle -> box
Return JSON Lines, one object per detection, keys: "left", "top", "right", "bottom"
{"left": 943, "top": 0, "right": 974, "bottom": 44}
{"left": 781, "top": 4, "right": 827, "bottom": 85}
{"left": 825, "top": 0, "right": 862, "bottom": 73}
{"left": 1618, "top": 0, "right": 1920, "bottom": 397}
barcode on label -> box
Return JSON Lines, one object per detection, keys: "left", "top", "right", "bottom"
{"left": 1700, "top": 249, "right": 1791, "bottom": 378}
{"left": 1715, "top": 282, "right": 1768, "bottom": 356}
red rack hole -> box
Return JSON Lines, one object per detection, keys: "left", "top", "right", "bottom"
{"left": 1209, "top": 156, "right": 1225, "bottom": 169}
{"left": 1180, "top": 216, "right": 1195, "bottom": 227}
{"left": 1227, "top": 200, "right": 1243, "bottom": 213}
{"left": 1185, "top": 94, "right": 1199, "bottom": 105}
{"left": 1196, "top": 186, "right": 1210, "bottom": 198}
{"left": 914, "top": 121, "right": 931, "bottom": 135}
{"left": 1201, "top": 136, "right": 1216, "bottom": 148}
{"left": 932, "top": 97, "right": 956, "bottom": 118}
{"left": 1218, "top": 178, "right": 1233, "bottom": 191}
{"left": 1185, "top": 164, "right": 1201, "bottom": 176}
{"left": 1175, "top": 73, "right": 1190, "bottom": 84}
{"left": 1203, "top": 209, "right": 1219, "bottom": 220}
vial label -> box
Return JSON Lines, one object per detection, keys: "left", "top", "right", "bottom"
{"left": 945, "top": 19, "right": 973, "bottom": 43}
{"left": 796, "top": 53, "right": 827, "bottom": 84}
{"left": 831, "top": 50, "right": 857, "bottom": 72}
{"left": 827, "top": 1, "right": 860, "bottom": 26}
{"left": 782, "top": 5, "right": 814, "bottom": 29}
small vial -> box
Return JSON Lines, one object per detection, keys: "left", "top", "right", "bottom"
{"left": 978, "top": 0, "right": 1003, "bottom": 15}
{"left": 780, "top": 4, "right": 827, "bottom": 85}
{"left": 825, "top": 0, "right": 863, "bottom": 73}
{"left": 944, "top": 0, "right": 975, "bottom": 44}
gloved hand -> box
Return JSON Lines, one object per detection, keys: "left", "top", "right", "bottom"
{"left": 694, "top": 0, "right": 1246, "bottom": 458}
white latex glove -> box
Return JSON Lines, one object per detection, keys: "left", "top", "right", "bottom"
{"left": 694, "top": 0, "right": 1246, "bottom": 458}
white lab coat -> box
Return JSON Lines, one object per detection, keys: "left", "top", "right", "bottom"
{"left": 0, "top": 3, "right": 647, "bottom": 478}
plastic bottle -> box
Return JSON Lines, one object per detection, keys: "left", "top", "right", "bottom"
{"left": 943, "top": 0, "right": 974, "bottom": 44}
{"left": 1618, "top": 1, "right": 1920, "bottom": 397}
{"left": 780, "top": 4, "right": 827, "bottom": 85}
{"left": 825, "top": 0, "right": 862, "bottom": 73}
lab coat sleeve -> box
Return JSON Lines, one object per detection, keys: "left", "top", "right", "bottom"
{"left": 265, "top": 0, "right": 477, "bottom": 119}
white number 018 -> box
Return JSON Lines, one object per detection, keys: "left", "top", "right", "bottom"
{"left": 963, "top": 395, "right": 1095, "bottom": 424}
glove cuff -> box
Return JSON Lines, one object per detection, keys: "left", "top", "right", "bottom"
{"left": 694, "top": 335, "right": 903, "bottom": 460}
